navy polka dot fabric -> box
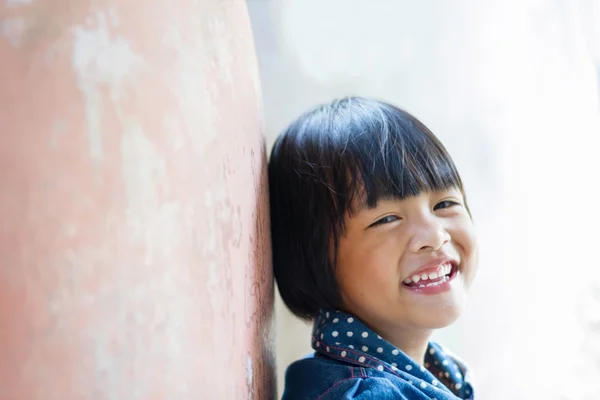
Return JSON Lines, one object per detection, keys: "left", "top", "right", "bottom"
{"left": 311, "top": 309, "right": 474, "bottom": 399}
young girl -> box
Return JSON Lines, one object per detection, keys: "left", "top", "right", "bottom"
{"left": 269, "top": 97, "right": 478, "bottom": 399}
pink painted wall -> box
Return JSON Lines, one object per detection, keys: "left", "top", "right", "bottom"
{"left": 0, "top": 1, "right": 274, "bottom": 399}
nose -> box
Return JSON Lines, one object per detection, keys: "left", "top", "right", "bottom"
{"left": 407, "top": 215, "right": 451, "bottom": 253}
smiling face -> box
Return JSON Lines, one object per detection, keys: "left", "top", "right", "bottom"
{"left": 335, "top": 187, "right": 478, "bottom": 336}
{"left": 269, "top": 97, "right": 477, "bottom": 324}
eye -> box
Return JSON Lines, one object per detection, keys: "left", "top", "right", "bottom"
{"left": 434, "top": 200, "right": 459, "bottom": 210}
{"left": 370, "top": 215, "right": 400, "bottom": 227}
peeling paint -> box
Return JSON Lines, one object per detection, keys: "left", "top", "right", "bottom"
{"left": 5, "top": 0, "right": 34, "bottom": 7}
{"left": 108, "top": 6, "right": 120, "bottom": 27}
{"left": 0, "top": 17, "right": 26, "bottom": 48}
{"left": 72, "top": 11, "right": 141, "bottom": 165}
{"left": 161, "top": 25, "right": 218, "bottom": 146}
{"left": 119, "top": 120, "right": 170, "bottom": 264}
{"left": 210, "top": 18, "right": 234, "bottom": 87}
{"left": 162, "top": 114, "right": 185, "bottom": 150}
{"left": 246, "top": 355, "right": 254, "bottom": 400}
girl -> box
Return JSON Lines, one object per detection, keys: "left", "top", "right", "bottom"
{"left": 269, "top": 97, "right": 478, "bottom": 399}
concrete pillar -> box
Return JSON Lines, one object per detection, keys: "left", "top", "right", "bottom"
{"left": 0, "top": 1, "right": 273, "bottom": 399}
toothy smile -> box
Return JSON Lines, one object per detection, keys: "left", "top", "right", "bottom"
{"left": 402, "top": 262, "right": 457, "bottom": 288}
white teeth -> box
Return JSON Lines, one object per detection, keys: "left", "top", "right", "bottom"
{"left": 439, "top": 263, "right": 453, "bottom": 277}
{"left": 424, "top": 275, "right": 449, "bottom": 287}
{"left": 413, "top": 274, "right": 450, "bottom": 289}
{"left": 406, "top": 263, "right": 455, "bottom": 287}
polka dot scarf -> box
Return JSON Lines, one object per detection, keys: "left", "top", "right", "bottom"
{"left": 312, "top": 309, "right": 474, "bottom": 399}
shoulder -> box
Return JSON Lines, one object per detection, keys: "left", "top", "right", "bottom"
{"left": 315, "top": 376, "right": 413, "bottom": 400}
{"left": 281, "top": 354, "right": 419, "bottom": 400}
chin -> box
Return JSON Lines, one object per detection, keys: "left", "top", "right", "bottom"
{"left": 426, "top": 311, "right": 462, "bottom": 329}
{"left": 419, "top": 300, "right": 465, "bottom": 329}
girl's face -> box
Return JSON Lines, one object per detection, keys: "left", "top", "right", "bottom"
{"left": 335, "top": 187, "right": 478, "bottom": 334}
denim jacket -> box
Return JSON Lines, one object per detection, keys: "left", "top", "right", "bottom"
{"left": 282, "top": 309, "right": 475, "bottom": 399}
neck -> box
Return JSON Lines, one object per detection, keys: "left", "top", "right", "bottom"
{"left": 336, "top": 305, "right": 433, "bottom": 365}
{"left": 379, "top": 325, "right": 432, "bottom": 365}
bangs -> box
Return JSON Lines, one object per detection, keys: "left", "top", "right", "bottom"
{"left": 343, "top": 114, "right": 462, "bottom": 213}
{"left": 312, "top": 98, "right": 464, "bottom": 222}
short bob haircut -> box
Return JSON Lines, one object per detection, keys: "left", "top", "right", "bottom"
{"left": 268, "top": 97, "right": 469, "bottom": 320}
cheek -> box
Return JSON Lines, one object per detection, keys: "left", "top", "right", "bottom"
{"left": 336, "top": 235, "right": 404, "bottom": 289}
{"left": 450, "top": 222, "right": 479, "bottom": 283}
{"left": 336, "top": 240, "right": 372, "bottom": 283}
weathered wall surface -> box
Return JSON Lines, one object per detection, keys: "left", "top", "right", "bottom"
{"left": 0, "top": 1, "right": 274, "bottom": 399}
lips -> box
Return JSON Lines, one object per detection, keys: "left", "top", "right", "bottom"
{"left": 402, "top": 261, "right": 457, "bottom": 288}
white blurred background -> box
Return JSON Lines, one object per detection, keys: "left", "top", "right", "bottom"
{"left": 247, "top": 1, "right": 600, "bottom": 398}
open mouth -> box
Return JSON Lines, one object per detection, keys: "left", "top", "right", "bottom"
{"left": 402, "top": 261, "right": 458, "bottom": 289}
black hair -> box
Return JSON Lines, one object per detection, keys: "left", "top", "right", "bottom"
{"left": 268, "top": 97, "right": 469, "bottom": 320}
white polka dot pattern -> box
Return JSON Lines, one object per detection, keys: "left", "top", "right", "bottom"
{"left": 310, "top": 309, "right": 474, "bottom": 399}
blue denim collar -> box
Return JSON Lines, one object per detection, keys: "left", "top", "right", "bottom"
{"left": 311, "top": 308, "right": 474, "bottom": 399}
